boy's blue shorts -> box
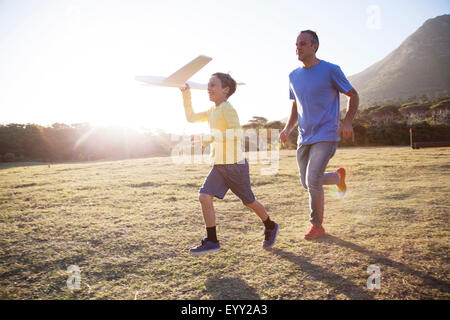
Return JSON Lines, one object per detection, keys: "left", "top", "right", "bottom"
{"left": 199, "top": 158, "right": 256, "bottom": 205}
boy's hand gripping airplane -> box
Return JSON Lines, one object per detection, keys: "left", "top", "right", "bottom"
{"left": 135, "top": 55, "right": 244, "bottom": 89}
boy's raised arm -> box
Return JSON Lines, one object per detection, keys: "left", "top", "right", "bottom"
{"left": 181, "top": 85, "right": 209, "bottom": 123}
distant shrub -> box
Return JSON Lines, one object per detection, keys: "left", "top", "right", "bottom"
{"left": 3, "top": 152, "right": 15, "bottom": 162}
{"left": 430, "top": 99, "right": 450, "bottom": 110}
{"left": 370, "top": 105, "right": 400, "bottom": 114}
{"left": 401, "top": 102, "right": 417, "bottom": 108}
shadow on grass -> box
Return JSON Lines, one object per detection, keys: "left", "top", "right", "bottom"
{"left": 320, "top": 234, "right": 450, "bottom": 295}
{"left": 271, "top": 248, "right": 375, "bottom": 300}
{"left": 205, "top": 277, "right": 261, "bottom": 300}
{"left": 0, "top": 254, "right": 86, "bottom": 281}
{"left": 0, "top": 162, "right": 51, "bottom": 170}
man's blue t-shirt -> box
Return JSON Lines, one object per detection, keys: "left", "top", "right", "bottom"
{"left": 289, "top": 60, "right": 352, "bottom": 145}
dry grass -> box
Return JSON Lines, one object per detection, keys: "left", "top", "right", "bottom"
{"left": 0, "top": 147, "right": 449, "bottom": 300}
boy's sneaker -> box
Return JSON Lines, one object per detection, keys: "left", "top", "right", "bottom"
{"left": 304, "top": 225, "right": 325, "bottom": 240}
{"left": 336, "top": 168, "right": 347, "bottom": 195}
{"left": 189, "top": 237, "right": 220, "bottom": 256}
{"left": 262, "top": 222, "right": 279, "bottom": 250}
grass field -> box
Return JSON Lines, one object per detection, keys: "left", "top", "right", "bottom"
{"left": 1, "top": 147, "right": 449, "bottom": 300}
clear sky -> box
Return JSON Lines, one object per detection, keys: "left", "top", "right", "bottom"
{"left": 1, "top": 0, "right": 449, "bottom": 134}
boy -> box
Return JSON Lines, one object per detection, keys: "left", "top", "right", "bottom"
{"left": 180, "top": 72, "right": 278, "bottom": 255}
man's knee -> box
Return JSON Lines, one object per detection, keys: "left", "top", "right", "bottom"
{"left": 306, "top": 174, "right": 321, "bottom": 191}
{"left": 300, "top": 177, "right": 308, "bottom": 190}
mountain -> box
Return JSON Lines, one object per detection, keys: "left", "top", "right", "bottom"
{"left": 347, "top": 14, "right": 450, "bottom": 107}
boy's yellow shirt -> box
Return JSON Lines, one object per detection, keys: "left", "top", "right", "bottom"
{"left": 182, "top": 90, "right": 245, "bottom": 165}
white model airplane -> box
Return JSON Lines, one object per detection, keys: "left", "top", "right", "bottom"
{"left": 135, "top": 55, "right": 244, "bottom": 90}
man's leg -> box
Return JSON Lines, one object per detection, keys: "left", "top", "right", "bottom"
{"left": 296, "top": 144, "right": 311, "bottom": 190}
{"left": 322, "top": 170, "right": 340, "bottom": 185}
{"left": 305, "top": 141, "right": 338, "bottom": 227}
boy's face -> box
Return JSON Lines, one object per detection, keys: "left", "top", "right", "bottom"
{"left": 208, "top": 76, "right": 229, "bottom": 104}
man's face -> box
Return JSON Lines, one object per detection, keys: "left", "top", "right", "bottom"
{"left": 296, "top": 33, "right": 317, "bottom": 62}
{"left": 208, "top": 76, "right": 229, "bottom": 104}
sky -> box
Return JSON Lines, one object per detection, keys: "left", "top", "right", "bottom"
{"left": 1, "top": 0, "right": 449, "bottom": 134}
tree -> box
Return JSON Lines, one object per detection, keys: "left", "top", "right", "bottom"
{"left": 248, "top": 116, "right": 268, "bottom": 126}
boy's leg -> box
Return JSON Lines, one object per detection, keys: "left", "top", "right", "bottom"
{"left": 222, "top": 159, "right": 266, "bottom": 222}
{"left": 244, "top": 199, "right": 278, "bottom": 249}
{"left": 221, "top": 159, "right": 272, "bottom": 224}
{"left": 198, "top": 165, "right": 229, "bottom": 233}
{"left": 190, "top": 192, "right": 221, "bottom": 255}
{"left": 245, "top": 200, "right": 278, "bottom": 249}
{"left": 189, "top": 166, "right": 228, "bottom": 255}
{"left": 244, "top": 200, "right": 268, "bottom": 222}
{"left": 222, "top": 159, "right": 278, "bottom": 248}
{"left": 198, "top": 193, "right": 216, "bottom": 228}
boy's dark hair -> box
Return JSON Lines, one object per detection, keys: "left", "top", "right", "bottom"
{"left": 212, "top": 72, "right": 236, "bottom": 98}
{"left": 300, "top": 30, "right": 319, "bottom": 51}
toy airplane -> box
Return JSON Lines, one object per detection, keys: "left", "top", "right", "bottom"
{"left": 135, "top": 55, "right": 244, "bottom": 89}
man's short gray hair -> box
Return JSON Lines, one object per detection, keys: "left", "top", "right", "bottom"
{"left": 300, "top": 30, "right": 319, "bottom": 46}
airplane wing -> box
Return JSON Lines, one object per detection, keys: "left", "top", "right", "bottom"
{"left": 135, "top": 77, "right": 209, "bottom": 90}
{"left": 164, "top": 55, "right": 212, "bottom": 85}
{"left": 135, "top": 55, "right": 245, "bottom": 90}
{"left": 185, "top": 81, "right": 208, "bottom": 90}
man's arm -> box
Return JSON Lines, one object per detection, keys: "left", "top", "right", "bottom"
{"left": 279, "top": 100, "right": 298, "bottom": 144}
{"left": 338, "top": 88, "right": 359, "bottom": 142}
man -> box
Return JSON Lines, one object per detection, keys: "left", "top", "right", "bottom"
{"left": 280, "top": 30, "right": 359, "bottom": 240}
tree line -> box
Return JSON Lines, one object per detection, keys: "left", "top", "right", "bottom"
{"left": 0, "top": 123, "right": 173, "bottom": 162}
{"left": 243, "top": 97, "right": 450, "bottom": 148}
{"left": 1, "top": 98, "right": 449, "bottom": 162}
